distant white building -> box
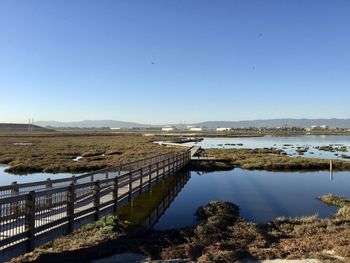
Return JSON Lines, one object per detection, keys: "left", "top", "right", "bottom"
{"left": 189, "top": 126, "right": 211, "bottom": 132}
{"left": 110, "top": 127, "right": 121, "bottom": 130}
{"left": 189, "top": 127, "right": 203, "bottom": 132}
{"left": 216, "top": 127, "right": 230, "bottom": 132}
{"left": 162, "top": 126, "right": 175, "bottom": 132}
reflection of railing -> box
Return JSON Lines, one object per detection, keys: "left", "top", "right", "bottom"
{"left": 0, "top": 151, "right": 191, "bottom": 263}
{"left": 143, "top": 170, "right": 191, "bottom": 229}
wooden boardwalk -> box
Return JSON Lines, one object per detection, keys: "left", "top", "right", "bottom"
{"left": 0, "top": 151, "right": 191, "bottom": 263}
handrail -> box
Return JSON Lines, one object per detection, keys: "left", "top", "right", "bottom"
{"left": 0, "top": 151, "right": 177, "bottom": 196}
{"left": 0, "top": 150, "right": 191, "bottom": 263}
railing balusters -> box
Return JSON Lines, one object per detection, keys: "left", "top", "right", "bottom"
{"left": 0, "top": 150, "right": 191, "bottom": 261}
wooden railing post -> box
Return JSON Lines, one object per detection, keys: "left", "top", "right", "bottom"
{"left": 11, "top": 181, "right": 19, "bottom": 215}
{"left": 128, "top": 173, "right": 132, "bottom": 202}
{"left": 72, "top": 175, "right": 77, "bottom": 184}
{"left": 113, "top": 176, "right": 119, "bottom": 212}
{"left": 93, "top": 181, "right": 100, "bottom": 221}
{"left": 105, "top": 172, "right": 108, "bottom": 180}
{"left": 139, "top": 168, "right": 143, "bottom": 194}
{"left": 148, "top": 164, "right": 152, "bottom": 189}
{"left": 25, "top": 191, "right": 35, "bottom": 252}
{"left": 67, "top": 183, "right": 75, "bottom": 233}
{"left": 156, "top": 162, "right": 160, "bottom": 182}
{"left": 45, "top": 178, "right": 53, "bottom": 207}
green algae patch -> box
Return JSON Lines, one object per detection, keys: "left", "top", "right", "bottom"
{"left": 117, "top": 172, "right": 187, "bottom": 227}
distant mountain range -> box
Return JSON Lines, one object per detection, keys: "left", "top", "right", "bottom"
{"left": 35, "top": 119, "right": 350, "bottom": 129}
{"left": 35, "top": 120, "right": 157, "bottom": 128}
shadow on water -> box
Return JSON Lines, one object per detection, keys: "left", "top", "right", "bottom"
{"left": 117, "top": 170, "right": 191, "bottom": 228}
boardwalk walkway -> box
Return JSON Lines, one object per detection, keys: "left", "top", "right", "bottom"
{"left": 0, "top": 151, "right": 190, "bottom": 262}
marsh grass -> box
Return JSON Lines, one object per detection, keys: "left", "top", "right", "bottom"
{"left": 208, "top": 148, "right": 350, "bottom": 171}
{"left": 0, "top": 133, "right": 180, "bottom": 174}
{"left": 319, "top": 194, "right": 350, "bottom": 220}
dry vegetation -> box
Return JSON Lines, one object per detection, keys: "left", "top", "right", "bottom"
{"left": 0, "top": 133, "right": 180, "bottom": 174}
{"left": 12, "top": 198, "right": 350, "bottom": 263}
{"left": 4, "top": 134, "right": 350, "bottom": 262}
{"left": 208, "top": 148, "right": 350, "bottom": 171}
{"left": 1, "top": 133, "right": 349, "bottom": 175}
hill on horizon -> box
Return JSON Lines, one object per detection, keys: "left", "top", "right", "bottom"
{"left": 0, "top": 123, "right": 54, "bottom": 132}
{"left": 35, "top": 120, "right": 157, "bottom": 128}
{"left": 34, "top": 118, "right": 350, "bottom": 129}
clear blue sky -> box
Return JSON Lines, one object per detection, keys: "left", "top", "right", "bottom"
{"left": 1, "top": 0, "right": 349, "bottom": 124}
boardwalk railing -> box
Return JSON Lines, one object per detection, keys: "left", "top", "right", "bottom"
{"left": 0, "top": 151, "right": 176, "bottom": 198}
{"left": 0, "top": 151, "right": 191, "bottom": 262}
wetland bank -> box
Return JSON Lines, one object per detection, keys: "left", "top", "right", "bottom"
{"left": 2, "top": 133, "right": 350, "bottom": 262}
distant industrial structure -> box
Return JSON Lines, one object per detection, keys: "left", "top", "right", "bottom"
{"left": 216, "top": 127, "right": 231, "bottom": 132}
{"left": 305, "top": 125, "right": 330, "bottom": 131}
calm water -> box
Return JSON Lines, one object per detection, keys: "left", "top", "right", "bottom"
{"left": 154, "top": 169, "right": 349, "bottom": 230}
{"left": 185, "top": 135, "right": 350, "bottom": 160}
{"left": 0, "top": 165, "right": 76, "bottom": 185}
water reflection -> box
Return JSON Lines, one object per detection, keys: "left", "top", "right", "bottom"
{"left": 0, "top": 166, "right": 77, "bottom": 186}
{"left": 153, "top": 168, "right": 350, "bottom": 230}
{"left": 116, "top": 170, "right": 191, "bottom": 228}
{"left": 185, "top": 135, "right": 350, "bottom": 160}
{"left": 143, "top": 171, "right": 191, "bottom": 228}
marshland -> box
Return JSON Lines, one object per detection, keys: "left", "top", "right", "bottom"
{"left": 1, "top": 132, "right": 350, "bottom": 262}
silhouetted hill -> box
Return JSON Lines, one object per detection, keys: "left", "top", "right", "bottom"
{"left": 0, "top": 123, "right": 54, "bottom": 132}
{"left": 35, "top": 119, "right": 350, "bottom": 129}
{"left": 35, "top": 120, "right": 156, "bottom": 128}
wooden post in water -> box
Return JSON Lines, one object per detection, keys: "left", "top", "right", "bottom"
{"left": 330, "top": 160, "right": 334, "bottom": 181}
{"left": 330, "top": 160, "right": 333, "bottom": 172}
